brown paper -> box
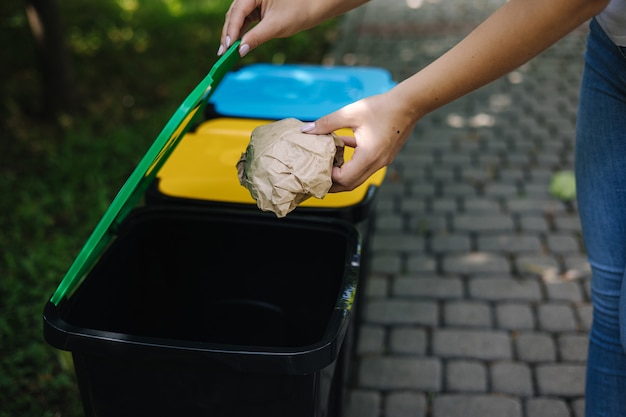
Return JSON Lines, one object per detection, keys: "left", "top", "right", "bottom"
{"left": 237, "top": 118, "right": 344, "bottom": 218}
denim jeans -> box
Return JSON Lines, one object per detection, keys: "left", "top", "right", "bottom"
{"left": 575, "top": 18, "right": 626, "bottom": 417}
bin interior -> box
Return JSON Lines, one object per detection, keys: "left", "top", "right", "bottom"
{"left": 58, "top": 208, "right": 359, "bottom": 350}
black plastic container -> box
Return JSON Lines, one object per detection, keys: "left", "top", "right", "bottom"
{"left": 44, "top": 207, "right": 361, "bottom": 417}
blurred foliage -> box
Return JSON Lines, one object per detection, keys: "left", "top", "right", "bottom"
{"left": 550, "top": 170, "right": 577, "bottom": 202}
{"left": 0, "top": 1, "right": 338, "bottom": 415}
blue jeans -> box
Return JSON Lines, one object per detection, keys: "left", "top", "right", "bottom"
{"left": 576, "top": 18, "right": 626, "bottom": 417}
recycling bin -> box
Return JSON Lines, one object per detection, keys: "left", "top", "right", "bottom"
{"left": 43, "top": 46, "right": 363, "bottom": 417}
{"left": 149, "top": 64, "right": 396, "bottom": 393}
{"left": 43, "top": 206, "right": 361, "bottom": 417}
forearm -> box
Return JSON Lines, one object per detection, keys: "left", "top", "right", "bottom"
{"left": 393, "top": 0, "right": 609, "bottom": 121}
{"left": 309, "top": 0, "right": 370, "bottom": 23}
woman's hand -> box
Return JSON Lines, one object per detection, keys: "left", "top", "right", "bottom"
{"left": 219, "top": 0, "right": 369, "bottom": 57}
{"left": 302, "top": 91, "right": 420, "bottom": 193}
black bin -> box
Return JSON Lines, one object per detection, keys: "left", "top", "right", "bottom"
{"left": 44, "top": 206, "right": 361, "bottom": 417}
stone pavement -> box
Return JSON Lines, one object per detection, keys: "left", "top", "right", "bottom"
{"left": 324, "top": 1, "right": 593, "bottom": 416}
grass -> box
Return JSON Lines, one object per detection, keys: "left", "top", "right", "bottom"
{"left": 0, "top": 1, "right": 338, "bottom": 415}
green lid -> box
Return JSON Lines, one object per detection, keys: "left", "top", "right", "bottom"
{"left": 49, "top": 41, "right": 241, "bottom": 305}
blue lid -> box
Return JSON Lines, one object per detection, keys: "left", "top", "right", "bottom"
{"left": 208, "top": 64, "right": 396, "bottom": 121}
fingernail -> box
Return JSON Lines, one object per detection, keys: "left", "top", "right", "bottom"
{"left": 239, "top": 43, "right": 250, "bottom": 57}
{"left": 301, "top": 122, "right": 315, "bottom": 133}
{"left": 217, "top": 44, "right": 224, "bottom": 56}
{"left": 225, "top": 36, "right": 231, "bottom": 48}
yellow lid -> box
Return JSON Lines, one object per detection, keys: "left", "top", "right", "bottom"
{"left": 156, "top": 118, "right": 386, "bottom": 208}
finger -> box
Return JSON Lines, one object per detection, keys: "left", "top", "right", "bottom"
{"left": 239, "top": 17, "right": 283, "bottom": 56}
{"left": 301, "top": 108, "right": 356, "bottom": 136}
{"left": 329, "top": 148, "right": 378, "bottom": 192}
{"left": 219, "top": 1, "right": 259, "bottom": 55}
{"left": 337, "top": 134, "right": 356, "bottom": 148}
{"left": 329, "top": 161, "right": 373, "bottom": 193}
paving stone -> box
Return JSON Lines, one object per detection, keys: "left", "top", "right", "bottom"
{"left": 498, "top": 168, "right": 527, "bottom": 182}
{"left": 469, "top": 277, "right": 542, "bottom": 301}
{"left": 572, "top": 398, "right": 586, "bottom": 417}
{"left": 516, "top": 254, "right": 560, "bottom": 277}
{"left": 431, "top": 198, "right": 460, "bottom": 213}
{"left": 409, "top": 183, "right": 438, "bottom": 198}
{"left": 536, "top": 364, "right": 586, "bottom": 397}
{"left": 537, "top": 304, "right": 578, "bottom": 332}
{"left": 356, "top": 325, "right": 386, "bottom": 355}
{"left": 515, "top": 332, "right": 557, "bottom": 363}
{"left": 375, "top": 214, "right": 404, "bottom": 233}
{"left": 576, "top": 304, "right": 593, "bottom": 331}
{"left": 442, "top": 183, "right": 478, "bottom": 198}
{"left": 392, "top": 275, "right": 464, "bottom": 299}
{"left": 408, "top": 214, "right": 448, "bottom": 234}
{"left": 431, "top": 234, "right": 472, "bottom": 253}
{"left": 495, "top": 303, "right": 535, "bottom": 330}
{"left": 443, "top": 252, "right": 510, "bottom": 274}
{"left": 506, "top": 198, "right": 564, "bottom": 214}
{"left": 359, "top": 357, "right": 442, "bottom": 391}
{"left": 385, "top": 392, "right": 427, "bottom": 417}
{"left": 558, "top": 334, "right": 589, "bottom": 362}
{"left": 365, "top": 300, "right": 439, "bottom": 326}
{"left": 371, "top": 253, "right": 403, "bottom": 274}
{"left": 490, "top": 362, "right": 534, "bottom": 396}
{"left": 525, "top": 398, "right": 570, "bottom": 417}
{"left": 406, "top": 255, "right": 438, "bottom": 274}
{"left": 462, "top": 197, "right": 501, "bottom": 213}
{"left": 399, "top": 198, "right": 427, "bottom": 213}
{"left": 364, "top": 275, "right": 390, "bottom": 298}
{"left": 371, "top": 234, "right": 426, "bottom": 253}
{"left": 346, "top": 390, "right": 381, "bottom": 417}
{"left": 553, "top": 215, "right": 582, "bottom": 233}
{"left": 390, "top": 327, "right": 428, "bottom": 355}
{"left": 446, "top": 360, "right": 487, "bottom": 392}
{"left": 546, "top": 234, "right": 581, "bottom": 254}
{"left": 454, "top": 215, "right": 515, "bottom": 232}
{"left": 545, "top": 281, "right": 584, "bottom": 302}
{"left": 518, "top": 215, "right": 550, "bottom": 232}
{"left": 433, "top": 329, "right": 512, "bottom": 360}
{"left": 483, "top": 183, "right": 520, "bottom": 198}
{"left": 432, "top": 394, "right": 522, "bottom": 417}
{"left": 443, "top": 301, "right": 492, "bottom": 327}
{"left": 477, "top": 235, "right": 543, "bottom": 254}
{"left": 563, "top": 255, "right": 591, "bottom": 279}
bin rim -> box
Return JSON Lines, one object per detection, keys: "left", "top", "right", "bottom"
{"left": 43, "top": 206, "right": 362, "bottom": 374}
{"left": 48, "top": 42, "right": 241, "bottom": 306}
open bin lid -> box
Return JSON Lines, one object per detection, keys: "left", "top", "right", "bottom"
{"left": 48, "top": 42, "right": 242, "bottom": 306}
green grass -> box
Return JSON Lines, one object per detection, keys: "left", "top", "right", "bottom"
{"left": 0, "top": 1, "right": 338, "bottom": 415}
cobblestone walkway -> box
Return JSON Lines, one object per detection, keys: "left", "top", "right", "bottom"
{"left": 326, "top": 1, "right": 593, "bottom": 416}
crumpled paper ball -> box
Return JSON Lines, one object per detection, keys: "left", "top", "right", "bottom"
{"left": 237, "top": 118, "right": 344, "bottom": 218}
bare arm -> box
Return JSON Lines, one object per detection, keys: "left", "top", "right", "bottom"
{"left": 396, "top": 0, "right": 609, "bottom": 118}
{"left": 307, "top": 0, "right": 610, "bottom": 191}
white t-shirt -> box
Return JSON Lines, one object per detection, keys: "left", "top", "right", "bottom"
{"left": 597, "top": 0, "right": 626, "bottom": 46}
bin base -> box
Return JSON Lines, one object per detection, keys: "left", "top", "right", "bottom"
{"left": 72, "top": 351, "right": 342, "bottom": 417}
